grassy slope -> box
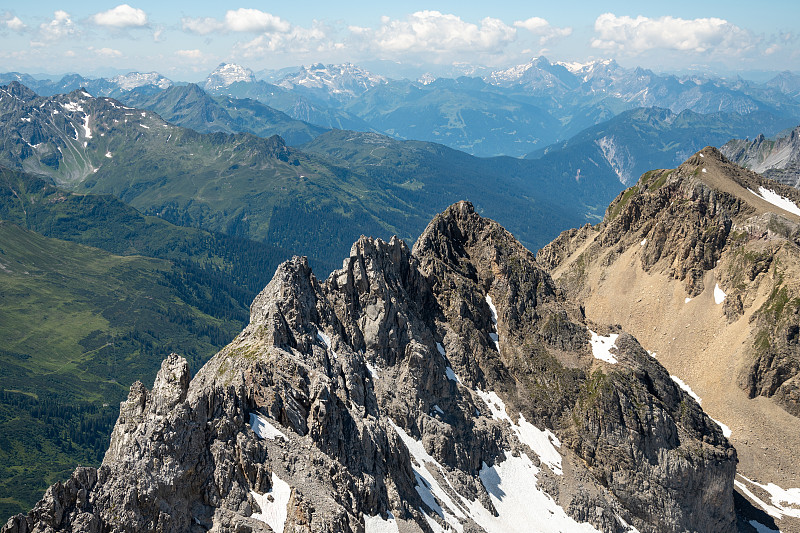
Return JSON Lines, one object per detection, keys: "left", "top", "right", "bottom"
{"left": 0, "top": 221, "right": 245, "bottom": 516}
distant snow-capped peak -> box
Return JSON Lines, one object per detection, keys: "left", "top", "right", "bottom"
{"left": 484, "top": 57, "right": 558, "bottom": 85}
{"left": 277, "top": 63, "right": 386, "bottom": 97}
{"left": 110, "top": 72, "right": 172, "bottom": 91}
{"left": 204, "top": 63, "right": 256, "bottom": 91}
{"left": 555, "top": 59, "right": 615, "bottom": 75}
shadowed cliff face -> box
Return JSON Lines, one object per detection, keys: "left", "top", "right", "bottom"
{"left": 4, "top": 202, "right": 736, "bottom": 533}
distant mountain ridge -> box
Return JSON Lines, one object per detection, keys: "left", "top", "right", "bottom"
{"left": 722, "top": 126, "right": 800, "bottom": 188}
{"left": 0, "top": 81, "right": 624, "bottom": 268}
{"left": 4, "top": 57, "right": 799, "bottom": 158}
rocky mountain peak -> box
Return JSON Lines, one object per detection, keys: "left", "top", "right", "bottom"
{"left": 204, "top": 63, "right": 256, "bottom": 91}
{"left": 4, "top": 203, "right": 739, "bottom": 533}
{"left": 2, "top": 80, "right": 38, "bottom": 100}
{"left": 538, "top": 150, "right": 800, "bottom": 521}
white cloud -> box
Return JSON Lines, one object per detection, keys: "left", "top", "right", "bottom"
{"left": 367, "top": 11, "right": 516, "bottom": 54}
{"left": 591, "top": 13, "right": 752, "bottom": 54}
{"left": 176, "top": 49, "right": 203, "bottom": 59}
{"left": 91, "top": 4, "right": 148, "bottom": 28}
{"left": 182, "top": 9, "right": 290, "bottom": 35}
{"left": 224, "top": 8, "right": 289, "bottom": 33}
{"left": 236, "top": 23, "right": 330, "bottom": 56}
{"left": 40, "top": 10, "right": 77, "bottom": 40}
{"left": 514, "top": 17, "right": 571, "bottom": 45}
{"left": 92, "top": 47, "right": 123, "bottom": 57}
{"left": 2, "top": 13, "right": 26, "bottom": 32}
{"left": 181, "top": 17, "right": 223, "bottom": 35}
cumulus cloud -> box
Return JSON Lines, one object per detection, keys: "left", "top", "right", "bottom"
{"left": 514, "top": 17, "right": 571, "bottom": 45}
{"left": 181, "top": 17, "right": 223, "bottom": 35}
{"left": 591, "top": 13, "right": 752, "bottom": 54}
{"left": 2, "top": 13, "right": 26, "bottom": 31}
{"left": 182, "top": 9, "right": 289, "bottom": 35}
{"left": 176, "top": 49, "right": 203, "bottom": 59}
{"left": 91, "top": 4, "right": 148, "bottom": 28}
{"left": 236, "top": 23, "right": 331, "bottom": 56}
{"left": 362, "top": 10, "right": 516, "bottom": 55}
{"left": 91, "top": 47, "right": 123, "bottom": 57}
{"left": 40, "top": 10, "right": 77, "bottom": 40}
{"left": 224, "top": 8, "right": 290, "bottom": 33}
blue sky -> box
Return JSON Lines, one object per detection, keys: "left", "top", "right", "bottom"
{"left": 1, "top": 1, "right": 798, "bottom": 81}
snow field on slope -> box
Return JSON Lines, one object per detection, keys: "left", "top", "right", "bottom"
{"left": 589, "top": 329, "right": 619, "bottom": 364}
{"left": 250, "top": 472, "right": 291, "bottom": 533}
{"left": 714, "top": 284, "right": 726, "bottom": 304}
{"left": 364, "top": 511, "right": 399, "bottom": 533}
{"left": 749, "top": 187, "right": 800, "bottom": 217}
{"left": 475, "top": 390, "right": 562, "bottom": 475}
{"left": 249, "top": 412, "right": 288, "bottom": 441}
{"left": 391, "top": 417, "right": 602, "bottom": 533}
{"left": 736, "top": 474, "right": 800, "bottom": 520}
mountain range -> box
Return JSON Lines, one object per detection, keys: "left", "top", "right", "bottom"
{"left": 5, "top": 57, "right": 800, "bottom": 159}
{"left": 1, "top": 58, "right": 800, "bottom": 531}
{"left": 0, "top": 80, "right": 629, "bottom": 268}
{"left": 9, "top": 143, "right": 800, "bottom": 530}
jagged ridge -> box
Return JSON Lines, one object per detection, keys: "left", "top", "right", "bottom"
{"left": 4, "top": 202, "right": 736, "bottom": 533}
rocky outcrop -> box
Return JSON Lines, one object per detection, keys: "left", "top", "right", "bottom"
{"left": 538, "top": 147, "right": 800, "bottom": 420}
{"left": 4, "top": 202, "right": 738, "bottom": 533}
{"left": 722, "top": 128, "right": 800, "bottom": 189}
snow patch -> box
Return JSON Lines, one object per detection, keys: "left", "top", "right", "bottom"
{"left": 140, "top": 124, "right": 150, "bottom": 129}
{"left": 317, "top": 329, "right": 337, "bottom": 360}
{"left": 711, "top": 418, "right": 732, "bottom": 438}
{"left": 702, "top": 168, "right": 707, "bottom": 173}
{"left": 251, "top": 472, "right": 291, "bottom": 533}
{"left": 249, "top": 412, "right": 288, "bottom": 441}
{"left": 616, "top": 514, "right": 642, "bottom": 533}
{"left": 685, "top": 297, "right": 692, "bottom": 303}
{"left": 486, "top": 295, "right": 498, "bottom": 324}
{"left": 364, "top": 512, "right": 399, "bottom": 533}
{"left": 589, "top": 329, "right": 619, "bottom": 364}
{"left": 486, "top": 295, "right": 500, "bottom": 351}
{"left": 714, "top": 284, "right": 726, "bottom": 304}
{"left": 436, "top": 342, "right": 446, "bottom": 357}
{"left": 105, "top": 151, "right": 112, "bottom": 158}
{"left": 670, "top": 376, "right": 702, "bottom": 405}
{"left": 640, "top": 238, "right": 647, "bottom": 246}
{"left": 476, "top": 390, "right": 562, "bottom": 475}
{"left": 61, "top": 101, "right": 83, "bottom": 112}
{"left": 82, "top": 114, "right": 92, "bottom": 139}
{"left": 390, "top": 421, "right": 466, "bottom": 532}
{"left": 738, "top": 475, "right": 800, "bottom": 520}
{"left": 749, "top": 186, "right": 800, "bottom": 217}
{"left": 433, "top": 404, "right": 444, "bottom": 415}
{"left": 445, "top": 367, "right": 461, "bottom": 383}
{"left": 365, "top": 361, "right": 379, "bottom": 379}
{"left": 699, "top": 153, "right": 705, "bottom": 158}
{"left": 477, "top": 452, "right": 600, "bottom": 533}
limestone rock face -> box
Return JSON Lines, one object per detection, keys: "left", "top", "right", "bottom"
{"left": 4, "top": 202, "right": 737, "bottom": 533}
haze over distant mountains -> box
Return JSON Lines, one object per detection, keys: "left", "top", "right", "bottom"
{"left": 4, "top": 57, "right": 799, "bottom": 159}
